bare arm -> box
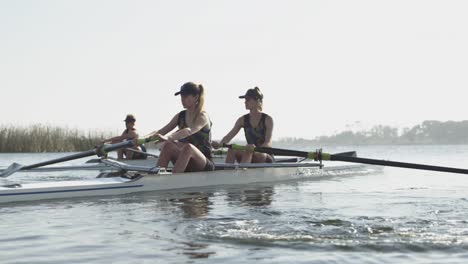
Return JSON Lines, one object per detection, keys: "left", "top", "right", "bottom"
{"left": 260, "top": 115, "right": 274, "bottom": 148}
{"left": 145, "top": 113, "right": 179, "bottom": 138}
{"left": 102, "top": 130, "right": 129, "bottom": 144}
{"left": 126, "top": 130, "right": 139, "bottom": 143}
{"left": 211, "top": 117, "right": 243, "bottom": 149}
{"left": 220, "top": 117, "right": 243, "bottom": 145}
{"left": 168, "top": 112, "right": 210, "bottom": 141}
{"left": 102, "top": 136, "right": 120, "bottom": 144}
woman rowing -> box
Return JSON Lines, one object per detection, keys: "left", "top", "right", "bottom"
{"left": 100, "top": 114, "right": 146, "bottom": 160}
{"left": 212, "top": 87, "right": 274, "bottom": 163}
{"left": 147, "top": 82, "right": 215, "bottom": 173}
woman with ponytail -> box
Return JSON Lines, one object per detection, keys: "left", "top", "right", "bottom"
{"left": 148, "top": 82, "right": 214, "bottom": 173}
{"left": 212, "top": 87, "right": 274, "bottom": 164}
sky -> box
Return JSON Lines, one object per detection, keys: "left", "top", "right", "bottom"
{"left": 1, "top": 0, "right": 467, "bottom": 140}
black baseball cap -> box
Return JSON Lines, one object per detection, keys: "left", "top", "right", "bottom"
{"left": 239, "top": 87, "right": 263, "bottom": 101}
{"left": 124, "top": 114, "right": 136, "bottom": 122}
{"left": 174, "top": 82, "right": 201, "bottom": 96}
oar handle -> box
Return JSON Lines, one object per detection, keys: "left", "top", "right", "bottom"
{"left": 124, "top": 148, "right": 159, "bottom": 158}
{"left": 95, "top": 140, "right": 135, "bottom": 157}
{"left": 137, "top": 137, "right": 158, "bottom": 145}
{"left": 96, "top": 137, "right": 160, "bottom": 157}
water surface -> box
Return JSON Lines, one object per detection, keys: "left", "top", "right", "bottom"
{"left": 2, "top": 145, "right": 468, "bottom": 263}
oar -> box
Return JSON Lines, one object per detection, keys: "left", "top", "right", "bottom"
{"left": 0, "top": 138, "right": 156, "bottom": 177}
{"left": 124, "top": 148, "right": 159, "bottom": 158}
{"left": 330, "top": 151, "right": 357, "bottom": 157}
{"left": 225, "top": 144, "right": 356, "bottom": 158}
{"left": 228, "top": 144, "right": 468, "bottom": 175}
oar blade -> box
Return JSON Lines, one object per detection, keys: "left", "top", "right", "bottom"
{"left": 0, "top": 163, "right": 24, "bottom": 178}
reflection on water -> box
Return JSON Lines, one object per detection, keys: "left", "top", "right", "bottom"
{"left": 225, "top": 187, "right": 274, "bottom": 207}
{"left": 168, "top": 192, "right": 213, "bottom": 218}
{"left": 180, "top": 241, "right": 215, "bottom": 259}
{"left": 166, "top": 187, "right": 275, "bottom": 219}
{"left": 161, "top": 187, "right": 276, "bottom": 260}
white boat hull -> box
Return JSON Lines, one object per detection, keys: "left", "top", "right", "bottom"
{"left": 0, "top": 164, "right": 366, "bottom": 204}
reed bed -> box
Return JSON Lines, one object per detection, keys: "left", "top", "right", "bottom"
{"left": 0, "top": 124, "right": 112, "bottom": 153}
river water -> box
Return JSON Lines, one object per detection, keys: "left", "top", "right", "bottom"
{"left": 2, "top": 145, "right": 468, "bottom": 263}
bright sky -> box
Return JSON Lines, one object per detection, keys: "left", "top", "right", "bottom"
{"left": 1, "top": 0, "right": 467, "bottom": 140}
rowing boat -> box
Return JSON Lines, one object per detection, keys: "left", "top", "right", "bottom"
{"left": 83, "top": 156, "right": 302, "bottom": 170}
{"left": 3, "top": 139, "right": 468, "bottom": 204}
{"left": 0, "top": 159, "right": 370, "bottom": 204}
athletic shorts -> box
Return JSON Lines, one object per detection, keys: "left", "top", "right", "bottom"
{"left": 185, "top": 157, "right": 215, "bottom": 172}
{"left": 203, "top": 158, "right": 216, "bottom": 171}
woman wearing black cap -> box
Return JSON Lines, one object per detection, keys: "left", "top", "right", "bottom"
{"left": 100, "top": 114, "right": 145, "bottom": 160}
{"left": 147, "top": 82, "right": 215, "bottom": 173}
{"left": 212, "top": 87, "right": 274, "bottom": 164}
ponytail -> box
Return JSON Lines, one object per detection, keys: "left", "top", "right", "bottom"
{"left": 258, "top": 100, "right": 263, "bottom": 111}
{"left": 254, "top": 87, "right": 263, "bottom": 111}
{"left": 193, "top": 84, "right": 205, "bottom": 123}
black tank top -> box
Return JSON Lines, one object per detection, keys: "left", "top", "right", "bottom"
{"left": 177, "top": 110, "right": 213, "bottom": 159}
{"left": 243, "top": 113, "right": 269, "bottom": 147}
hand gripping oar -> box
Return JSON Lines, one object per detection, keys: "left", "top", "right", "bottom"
{"left": 0, "top": 138, "right": 157, "bottom": 177}
{"left": 227, "top": 144, "right": 468, "bottom": 175}
{"left": 124, "top": 148, "right": 159, "bottom": 158}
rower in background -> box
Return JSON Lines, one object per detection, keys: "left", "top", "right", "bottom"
{"left": 212, "top": 87, "right": 274, "bottom": 163}
{"left": 147, "top": 82, "right": 215, "bottom": 173}
{"left": 100, "top": 114, "right": 146, "bottom": 160}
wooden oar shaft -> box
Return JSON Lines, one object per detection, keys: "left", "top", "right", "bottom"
{"left": 329, "top": 155, "right": 468, "bottom": 175}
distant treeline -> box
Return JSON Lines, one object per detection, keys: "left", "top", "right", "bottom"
{"left": 0, "top": 124, "right": 111, "bottom": 152}
{"left": 276, "top": 120, "right": 468, "bottom": 147}
{"left": 2, "top": 120, "right": 468, "bottom": 152}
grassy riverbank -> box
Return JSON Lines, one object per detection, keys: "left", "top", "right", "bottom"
{"left": 0, "top": 125, "right": 111, "bottom": 152}
{"left": 3, "top": 119, "right": 468, "bottom": 152}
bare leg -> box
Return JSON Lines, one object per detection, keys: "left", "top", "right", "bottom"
{"left": 240, "top": 150, "right": 254, "bottom": 163}
{"left": 173, "top": 144, "right": 207, "bottom": 173}
{"left": 157, "top": 141, "right": 180, "bottom": 168}
{"left": 117, "top": 149, "right": 124, "bottom": 159}
{"left": 225, "top": 149, "right": 243, "bottom": 164}
{"left": 251, "top": 152, "right": 268, "bottom": 163}
{"left": 225, "top": 149, "right": 236, "bottom": 163}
